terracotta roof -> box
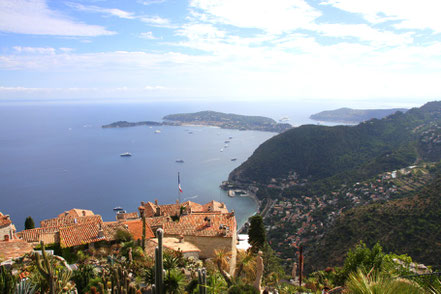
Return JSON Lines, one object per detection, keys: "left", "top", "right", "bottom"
{"left": 202, "top": 200, "right": 229, "bottom": 213}
{"left": 40, "top": 215, "right": 101, "bottom": 228}
{"left": 149, "top": 237, "right": 201, "bottom": 253}
{"left": 105, "top": 220, "right": 155, "bottom": 241}
{"left": 141, "top": 200, "right": 228, "bottom": 217}
{"left": 116, "top": 212, "right": 139, "bottom": 221}
{"left": 59, "top": 222, "right": 107, "bottom": 248}
{"left": 0, "top": 212, "right": 12, "bottom": 228}
{"left": 146, "top": 212, "right": 236, "bottom": 238}
{"left": 0, "top": 239, "right": 33, "bottom": 261}
{"left": 17, "top": 227, "right": 59, "bottom": 244}
{"left": 57, "top": 208, "right": 94, "bottom": 218}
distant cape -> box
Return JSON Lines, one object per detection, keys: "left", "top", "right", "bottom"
{"left": 310, "top": 107, "right": 408, "bottom": 124}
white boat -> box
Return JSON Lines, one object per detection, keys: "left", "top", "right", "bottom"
{"left": 220, "top": 148, "right": 224, "bottom": 152}
{"left": 113, "top": 206, "right": 124, "bottom": 211}
{"left": 120, "top": 152, "right": 132, "bottom": 157}
{"left": 154, "top": 130, "right": 161, "bottom": 133}
{"left": 228, "top": 190, "right": 235, "bottom": 197}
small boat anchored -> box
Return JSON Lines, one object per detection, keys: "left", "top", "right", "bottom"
{"left": 120, "top": 152, "right": 132, "bottom": 157}
{"left": 176, "top": 159, "right": 184, "bottom": 163}
{"left": 113, "top": 206, "right": 124, "bottom": 211}
{"left": 231, "top": 158, "right": 237, "bottom": 161}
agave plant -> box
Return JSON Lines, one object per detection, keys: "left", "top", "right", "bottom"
{"left": 344, "top": 269, "right": 425, "bottom": 294}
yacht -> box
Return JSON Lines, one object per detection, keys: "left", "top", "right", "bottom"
{"left": 176, "top": 159, "right": 184, "bottom": 163}
{"left": 154, "top": 130, "right": 161, "bottom": 134}
{"left": 231, "top": 158, "right": 237, "bottom": 161}
{"left": 113, "top": 206, "right": 123, "bottom": 211}
{"left": 120, "top": 152, "right": 132, "bottom": 157}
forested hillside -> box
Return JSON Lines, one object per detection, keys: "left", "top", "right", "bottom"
{"left": 229, "top": 101, "right": 441, "bottom": 186}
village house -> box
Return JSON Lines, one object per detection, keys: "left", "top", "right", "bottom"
{"left": 0, "top": 212, "right": 33, "bottom": 262}
{"left": 138, "top": 200, "right": 237, "bottom": 273}
{"left": 18, "top": 208, "right": 154, "bottom": 248}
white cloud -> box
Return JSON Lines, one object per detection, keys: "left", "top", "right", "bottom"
{"left": 138, "top": 0, "right": 166, "bottom": 5}
{"left": 66, "top": 2, "right": 136, "bottom": 19}
{"left": 13, "top": 46, "right": 56, "bottom": 54}
{"left": 0, "top": 0, "right": 115, "bottom": 36}
{"left": 190, "top": 0, "right": 321, "bottom": 33}
{"left": 322, "top": 0, "right": 441, "bottom": 32}
{"left": 141, "top": 16, "right": 175, "bottom": 28}
{"left": 139, "top": 31, "right": 158, "bottom": 40}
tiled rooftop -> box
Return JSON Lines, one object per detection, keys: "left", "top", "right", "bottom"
{"left": 40, "top": 215, "right": 101, "bottom": 228}
{"left": 141, "top": 200, "right": 228, "bottom": 217}
{"left": 146, "top": 212, "right": 236, "bottom": 238}
{"left": 17, "top": 226, "right": 59, "bottom": 244}
{"left": 59, "top": 222, "right": 107, "bottom": 248}
{"left": 116, "top": 211, "right": 139, "bottom": 221}
{"left": 0, "top": 239, "right": 33, "bottom": 261}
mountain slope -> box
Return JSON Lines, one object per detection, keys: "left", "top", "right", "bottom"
{"left": 307, "top": 170, "right": 441, "bottom": 271}
{"left": 229, "top": 101, "right": 441, "bottom": 185}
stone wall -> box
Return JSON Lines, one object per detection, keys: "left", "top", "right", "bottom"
{"left": 0, "top": 224, "right": 16, "bottom": 241}
{"left": 168, "top": 234, "right": 237, "bottom": 274}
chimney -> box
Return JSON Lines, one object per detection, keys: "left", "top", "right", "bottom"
{"left": 141, "top": 201, "right": 145, "bottom": 206}
{"left": 97, "top": 223, "right": 105, "bottom": 239}
{"left": 220, "top": 202, "right": 225, "bottom": 208}
{"left": 230, "top": 210, "right": 235, "bottom": 217}
{"left": 156, "top": 206, "right": 161, "bottom": 216}
{"left": 138, "top": 206, "right": 145, "bottom": 217}
{"left": 82, "top": 210, "right": 86, "bottom": 217}
{"left": 179, "top": 234, "right": 184, "bottom": 243}
{"left": 155, "top": 199, "right": 158, "bottom": 206}
{"left": 4, "top": 235, "right": 9, "bottom": 241}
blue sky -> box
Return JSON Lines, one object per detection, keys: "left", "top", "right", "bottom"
{"left": 0, "top": 0, "right": 440, "bottom": 105}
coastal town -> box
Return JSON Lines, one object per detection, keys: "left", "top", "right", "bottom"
{"left": 223, "top": 163, "right": 434, "bottom": 268}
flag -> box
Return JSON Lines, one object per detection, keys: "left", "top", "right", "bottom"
{"left": 178, "top": 172, "right": 183, "bottom": 193}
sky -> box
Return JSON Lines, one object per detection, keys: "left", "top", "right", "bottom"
{"left": 0, "top": 0, "right": 441, "bottom": 105}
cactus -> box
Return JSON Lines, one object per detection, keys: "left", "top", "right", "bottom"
{"left": 0, "top": 265, "right": 16, "bottom": 294}
{"left": 141, "top": 210, "right": 146, "bottom": 251}
{"left": 253, "top": 251, "right": 264, "bottom": 293}
{"left": 35, "top": 241, "right": 56, "bottom": 294}
{"left": 197, "top": 268, "right": 207, "bottom": 294}
{"left": 110, "top": 264, "right": 137, "bottom": 294}
{"left": 15, "top": 278, "right": 36, "bottom": 294}
{"left": 153, "top": 228, "right": 164, "bottom": 294}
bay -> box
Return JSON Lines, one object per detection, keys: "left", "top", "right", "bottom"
{"left": 0, "top": 102, "right": 278, "bottom": 230}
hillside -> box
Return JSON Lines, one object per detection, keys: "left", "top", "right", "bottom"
{"left": 163, "top": 110, "right": 292, "bottom": 132}
{"left": 310, "top": 107, "right": 408, "bottom": 124}
{"left": 229, "top": 101, "right": 441, "bottom": 186}
{"left": 307, "top": 170, "right": 441, "bottom": 272}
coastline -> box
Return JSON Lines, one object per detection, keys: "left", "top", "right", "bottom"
{"left": 236, "top": 190, "right": 261, "bottom": 233}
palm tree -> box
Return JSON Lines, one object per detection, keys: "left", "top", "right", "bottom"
{"left": 213, "top": 249, "right": 233, "bottom": 287}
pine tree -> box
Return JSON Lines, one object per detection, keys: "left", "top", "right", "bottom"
{"left": 24, "top": 216, "right": 35, "bottom": 230}
{"left": 248, "top": 214, "right": 266, "bottom": 254}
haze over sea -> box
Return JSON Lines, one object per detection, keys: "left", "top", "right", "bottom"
{"left": 0, "top": 99, "right": 416, "bottom": 230}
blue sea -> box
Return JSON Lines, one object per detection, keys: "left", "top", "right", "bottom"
{"left": 0, "top": 99, "right": 361, "bottom": 230}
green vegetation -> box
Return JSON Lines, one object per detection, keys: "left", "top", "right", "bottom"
{"left": 24, "top": 216, "right": 35, "bottom": 230}
{"left": 307, "top": 172, "right": 441, "bottom": 272}
{"left": 230, "top": 101, "right": 441, "bottom": 185}
{"left": 248, "top": 214, "right": 266, "bottom": 254}
{"left": 163, "top": 110, "right": 292, "bottom": 132}
{"left": 310, "top": 107, "right": 408, "bottom": 124}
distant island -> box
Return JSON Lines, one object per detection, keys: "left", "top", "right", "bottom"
{"left": 102, "top": 110, "right": 292, "bottom": 133}
{"left": 310, "top": 107, "right": 408, "bottom": 124}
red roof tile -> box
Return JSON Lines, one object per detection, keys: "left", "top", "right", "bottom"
{"left": 146, "top": 212, "right": 236, "bottom": 238}
{"left": 116, "top": 212, "right": 139, "bottom": 221}
{"left": 40, "top": 215, "right": 101, "bottom": 228}
{"left": 0, "top": 239, "right": 33, "bottom": 260}
{"left": 17, "top": 227, "right": 59, "bottom": 244}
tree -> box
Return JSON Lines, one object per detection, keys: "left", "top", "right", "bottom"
{"left": 25, "top": 216, "right": 35, "bottom": 230}
{"left": 248, "top": 214, "right": 266, "bottom": 254}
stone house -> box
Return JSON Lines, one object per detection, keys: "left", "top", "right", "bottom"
{"left": 0, "top": 212, "right": 16, "bottom": 241}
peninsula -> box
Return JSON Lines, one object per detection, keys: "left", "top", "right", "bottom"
{"left": 310, "top": 107, "right": 408, "bottom": 124}
{"left": 102, "top": 110, "right": 292, "bottom": 133}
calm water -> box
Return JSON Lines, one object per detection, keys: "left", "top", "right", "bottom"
{"left": 0, "top": 102, "right": 286, "bottom": 230}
